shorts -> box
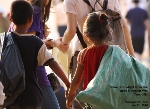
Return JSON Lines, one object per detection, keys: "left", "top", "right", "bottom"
{"left": 132, "top": 37, "right": 145, "bottom": 54}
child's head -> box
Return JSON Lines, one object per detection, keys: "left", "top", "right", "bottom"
{"left": 132, "top": 0, "right": 139, "bottom": 4}
{"left": 10, "top": 0, "right": 33, "bottom": 26}
{"left": 83, "top": 12, "right": 110, "bottom": 44}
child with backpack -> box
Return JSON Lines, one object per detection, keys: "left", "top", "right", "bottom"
{"left": 66, "top": 11, "right": 150, "bottom": 109}
{"left": 5, "top": 0, "right": 70, "bottom": 108}
{"left": 66, "top": 12, "right": 110, "bottom": 109}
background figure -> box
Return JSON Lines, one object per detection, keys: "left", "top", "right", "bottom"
{"left": 125, "top": 0, "right": 150, "bottom": 61}
{"left": 0, "top": 6, "right": 9, "bottom": 33}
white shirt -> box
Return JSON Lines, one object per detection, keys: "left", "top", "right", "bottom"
{"left": 63, "top": 0, "right": 120, "bottom": 53}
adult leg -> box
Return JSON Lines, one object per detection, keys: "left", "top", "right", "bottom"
{"left": 132, "top": 37, "right": 145, "bottom": 61}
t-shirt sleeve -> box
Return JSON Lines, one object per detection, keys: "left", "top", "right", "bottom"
{"left": 63, "top": 0, "right": 76, "bottom": 15}
{"left": 37, "top": 43, "right": 53, "bottom": 66}
{"left": 27, "top": 6, "right": 41, "bottom": 35}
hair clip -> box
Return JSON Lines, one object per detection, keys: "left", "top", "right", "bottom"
{"left": 98, "top": 15, "right": 107, "bottom": 22}
{"left": 99, "top": 18, "right": 107, "bottom": 22}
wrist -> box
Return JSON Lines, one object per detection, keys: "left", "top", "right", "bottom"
{"left": 62, "top": 39, "right": 69, "bottom": 45}
{"left": 65, "top": 82, "right": 70, "bottom": 89}
{"left": 52, "top": 39, "right": 56, "bottom": 47}
{"left": 61, "top": 41, "right": 69, "bottom": 45}
{"left": 66, "top": 92, "right": 76, "bottom": 100}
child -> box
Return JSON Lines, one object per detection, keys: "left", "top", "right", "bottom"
{"left": 6, "top": 1, "right": 70, "bottom": 108}
{"left": 8, "top": 0, "right": 63, "bottom": 108}
{"left": 66, "top": 12, "right": 110, "bottom": 108}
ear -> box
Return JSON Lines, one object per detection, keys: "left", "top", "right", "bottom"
{"left": 9, "top": 16, "right": 13, "bottom": 22}
{"left": 28, "top": 16, "right": 33, "bottom": 24}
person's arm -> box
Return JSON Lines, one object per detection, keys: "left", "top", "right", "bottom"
{"left": 62, "top": 12, "right": 77, "bottom": 44}
{"left": 66, "top": 63, "right": 84, "bottom": 109}
{"left": 144, "top": 19, "right": 150, "bottom": 55}
{"left": 48, "top": 60, "right": 70, "bottom": 89}
{"left": 53, "top": 12, "right": 76, "bottom": 53}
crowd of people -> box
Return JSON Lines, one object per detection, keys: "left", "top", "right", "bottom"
{"left": 0, "top": 0, "right": 150, "bottom": 109}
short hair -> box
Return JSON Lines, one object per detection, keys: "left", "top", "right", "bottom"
{"left": 132, "top": 0, "right": 139, "bottom": 3}
{"left": 10, "top": 0, "right": 33, "bottom": 25}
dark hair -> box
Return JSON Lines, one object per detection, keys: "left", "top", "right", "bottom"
{"left": 31, "top": 0, "right": 51, "bottom": 24}
{"left": 132, "top": 0, "right": 139, "bottom": 3}
{"left": 83, "top": 12, "right": 109, "bottom": 42}
{"left": 10, "top": 0, "right": 33, "bottom": 25}
{"left": 31, "top": 0, "right": 51, "bottom": 37}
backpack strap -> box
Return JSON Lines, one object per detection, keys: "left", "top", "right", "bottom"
{"left": 103, "top": 0, "right": 108, "bottom": 10}
{"left": 83, "top": 0, "right": 95, "bottom": 12}
{"left": 77, "top": 0, "right": 108, "bottom": 48}
{"left": 83, "top": 0, "right": 108, "bottom": 11}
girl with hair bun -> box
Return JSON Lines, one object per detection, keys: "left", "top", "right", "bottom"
{"left": 66, "top": 12, "right": 110, "bottom": 109}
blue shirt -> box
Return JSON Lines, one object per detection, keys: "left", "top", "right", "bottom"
{"left": 126, "top": 7, "right": 148, "bottom": 38}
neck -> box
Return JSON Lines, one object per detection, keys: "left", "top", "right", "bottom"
{"left": 134, "top": 3, "right": 138, "bottom": 7}
{"left": 14, "top": 26, "right": 27, "bottom": 34}
{"left": 93, "top": 40, "right": 106, "bottom": 46}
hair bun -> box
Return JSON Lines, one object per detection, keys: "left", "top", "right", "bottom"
{"left": 99, "top": 14, "right": 108, "bottom": 26}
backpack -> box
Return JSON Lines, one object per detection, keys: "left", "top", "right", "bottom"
{"left": 77, "top": 0, "right": 128, "bottom": 53}
{"left": 76, "top": 46, "right": 150, "bottom": 109}
{"left": 0, "top": 32, "right": 25, "bottom": 107}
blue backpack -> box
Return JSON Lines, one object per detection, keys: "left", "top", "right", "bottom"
{"left": 0, "top": 32, "right": 25, "bottom": 107}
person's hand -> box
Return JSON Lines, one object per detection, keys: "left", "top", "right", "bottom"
{"left": 54, "top": 38, "right": 69, "bottom": 53}
{"left": 44, "top": 24, "right": 51, "bottom": 39}
{"left": 66, "top": 93, "right": 76, "bottom": 109}
{"left": 43, "top": 39, "right": 53, "bottom": 49}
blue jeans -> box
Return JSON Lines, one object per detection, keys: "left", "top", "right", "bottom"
{"left": 40, "top": 86, "right": 60, "bottom": 109}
